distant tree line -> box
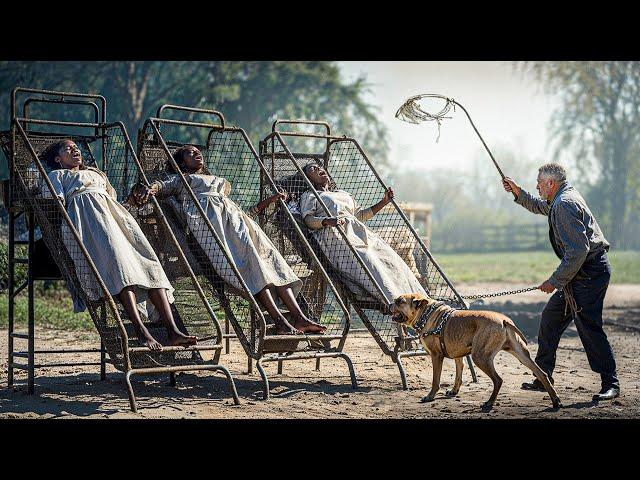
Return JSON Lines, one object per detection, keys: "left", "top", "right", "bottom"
{"left": 520, "top": 61, "right": 640, "bottom": 249}
{"left": 0, "top": 61, "right": 388, "bottom": 179}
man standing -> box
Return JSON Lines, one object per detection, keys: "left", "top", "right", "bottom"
{"left": 503, "top": 163, "right": 619, "bottom": 400}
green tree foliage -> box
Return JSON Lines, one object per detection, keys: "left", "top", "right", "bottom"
{"left": 520, "top": 61, "right": 640, "bottom": 249}
{"left": 0, "top": 61, "right": 388, "bottom": 179}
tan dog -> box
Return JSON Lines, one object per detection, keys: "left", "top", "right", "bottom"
{"left": 391, "top": 293, "right": 562, "bottom": 409}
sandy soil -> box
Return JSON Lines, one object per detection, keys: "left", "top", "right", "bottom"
{"left": 1, "top": 283, "right": 638, "bottom": 419}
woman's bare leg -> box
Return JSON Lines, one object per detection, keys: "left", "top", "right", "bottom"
{"left": 148, "top": 288, "right": 197, "bottom": 346}
{"left": 119, "top": 286, "right": 162, "bottom": 350}
{"left": 255, "top": 287, "right": 302, "bottom": 335}
{"left": 276, "top": 286, "right": 325, "bottom": 333}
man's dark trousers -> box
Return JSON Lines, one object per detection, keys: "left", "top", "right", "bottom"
{"left": 536, "top": 251, "right": 619, "bottom": 390}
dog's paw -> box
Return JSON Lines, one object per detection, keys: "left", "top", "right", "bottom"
{"left": 445, "top": 389, "right": 458, "bottom": 397}
{"left": 420, "top": 395, "right": 436, "bottom": 403}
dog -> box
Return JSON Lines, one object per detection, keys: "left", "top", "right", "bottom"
{"left": 391, "top": 293, "right": 562, "bottom": 409}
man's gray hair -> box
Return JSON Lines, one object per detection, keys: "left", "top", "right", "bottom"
{"left": 538, "top": 163, "right": 567, "bottom": 183}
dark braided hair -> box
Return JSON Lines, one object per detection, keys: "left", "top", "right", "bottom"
{"left": 39, "top": 139, "right": 86, "bottom": 171}
{"left": 276, "top": 161, "right": 336, "bottom": 205}
{"left": 166, "top": 145, "right": 211, "bottom": 175}
{"left": 301, "top": 161, "right": 337, "bottom": 191}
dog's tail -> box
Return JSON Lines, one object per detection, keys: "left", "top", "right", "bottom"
{"left": 504, "top": 320, "right": 528, "bottom": 345}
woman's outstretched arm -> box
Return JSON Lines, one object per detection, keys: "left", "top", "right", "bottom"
{"left": 361, "top": 187, "right": 394, "bottom": 220}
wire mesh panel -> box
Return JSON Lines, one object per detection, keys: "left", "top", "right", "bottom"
{"left": 7, "top": 120, "right": 225, "bottom": 370}
{"left": 137, "top": 117, "right": 350, "bottom": 358}
{"left": 261, "top": 129, "right": 465, "bottom": 357}
{"left": 8, "top": 122, "right": 128, "bottom": 370}
{"left": 99, "top": 123, "right": 224, "bottom": 367}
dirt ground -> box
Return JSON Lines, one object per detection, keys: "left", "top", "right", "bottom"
{"left": 1, "top": 282, "right": 638, "bottom": 419}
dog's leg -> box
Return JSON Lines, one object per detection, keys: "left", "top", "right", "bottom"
{"left": 506, "top": 340, "right": 562, "bottom": 409}
{"left": 421, "top": 354, "right": 444, "bottom": 402}
{"left": 446, "top": 357, "right": 464, "bottom": 397}
{"left": 472, "top": 350, "right": 502, "bottom": 409}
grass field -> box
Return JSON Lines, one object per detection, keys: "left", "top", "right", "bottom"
{"left": 1, "top": 250, "right": 638, "bottom": 332}
{"left": 434, "top": 250, "right": 640, "bottom": 284}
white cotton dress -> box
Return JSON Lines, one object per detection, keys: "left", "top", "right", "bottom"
{"left": 44, "top": 167, "right": 174, "bottom": 313}
{"left": 152, "top": 173, "right": 302, "bottom": 297}
{"left": 299, "top": 189, "right": 426, "bottom": 306}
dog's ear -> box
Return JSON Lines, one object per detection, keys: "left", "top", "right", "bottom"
{"left": 412, "top": 296, "right": 429, "bottom": 311}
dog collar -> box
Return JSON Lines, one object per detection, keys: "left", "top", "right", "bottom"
{"left": 417, "top": 304, "right": 457, "bottom": 359}
{"left": 412, "top": 301, "right": 445, "bottom": 332}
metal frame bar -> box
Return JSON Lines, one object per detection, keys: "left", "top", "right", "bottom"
{"left": 256, "top": 350, "right": 357, "bottom": 400}
{"left": 5, "top": 93, "right": 239, "bottom": 411}
{"left": 7, "top": 90, "right": 110, "bottom": 391}
{"left": 139, "top": 110, "right": 357, "bottom": 398}
{"left": 264, "top": 125, "right": 478, "bottom": 387}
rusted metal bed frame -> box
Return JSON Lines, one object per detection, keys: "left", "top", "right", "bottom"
{"left": 2, "top": 88, "right": 239, "bottom": 412}
{"left": 259, "top": 120, "right": 477, "bottom": 389}
{"left": 135, "top": 105, "right": 356, "bottom": 400}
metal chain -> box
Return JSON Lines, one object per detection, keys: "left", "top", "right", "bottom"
{"left": 459, "top": 286, "right": 539, "bottom": 300}
{"left": 432, "top": 286, "right": 539, "bottom": 302}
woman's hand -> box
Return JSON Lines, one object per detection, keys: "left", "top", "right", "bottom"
{"left": 322, "top": 217, "right": 345, "bottom": 228}
{"left": 268, "top": 190, "right": 288, "bottom": 205}
{"left": 382, "top": 187, "right": 394, "bottom": 205}
{"left": 132, "top": 183, "right": 157, "bottom": 205}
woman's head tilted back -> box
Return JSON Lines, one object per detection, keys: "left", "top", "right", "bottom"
{"left": 277, "top": 161, "right": 335, "bottom": 203}
{"left": 41, "top": 139, "right": 86, "bottom": 171}
{"left": 302, "top": 162, "right": 335, "bottom": 191}
{"left": 167, "top": 145, "right": 209, "bottom": 174}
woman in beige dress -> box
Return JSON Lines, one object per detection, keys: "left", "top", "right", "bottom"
{"left": 132, "top": 145, "right": 325, "bottom": 335}
{"left": 299, "top": 163, "right": 427, "bottom": 307}
{"left": 41, "top": 139, "right": 196, "bottom": 350}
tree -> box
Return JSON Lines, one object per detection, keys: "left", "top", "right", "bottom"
{"left": 520, "top": 61, "right": 640, "bottom": 249}
{"left": 0, "top": 61, "right": 388, "bottom": 179}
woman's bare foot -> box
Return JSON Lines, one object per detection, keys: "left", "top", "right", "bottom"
{"left": 293, "top": 316, "right": 326, "bottom": 334}
{"left": 168, "top": 330, "right": 198, "bottom": 347}
{"left": 136, "top": 329, "right": 163, "bottom": 351}
{"left": 273, "top": 317, "right": 303, "bottom": 335}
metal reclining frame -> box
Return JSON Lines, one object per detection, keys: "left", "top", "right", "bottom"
{"left": 261, "top": 121, "right": 477, "bottom": 388}
{"left": 136, "top": 108, "right": 357, "bottom": 399}
{"left": 6, "top": 94, "right": 239, "bottom": 412}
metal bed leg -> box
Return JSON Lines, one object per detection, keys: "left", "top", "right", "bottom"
{"left": 225, "top": 318, "right": 230, "bottom": 354}
{"left": 211, "top": 365, "right": 241, "bottom": 405}
{"left": 170, "top": 372, "right": 177, "bottom": 387}
{"left": 247, "top": 356, "right": 253, "bottom": 374}
{"left": 277, "top": 358, "right": 283, "bottom": 374}
{"left": 255, "top": 358, "right": 270, "bottom": 400}
{"left": 315, "top": 358, "right": 321, "bottom": 371}
{"left": 125, "top": 371, "right": 137, "bottom": 413}
{"left": 337, "top": 353, "right": 358, "bottom": 389}
{"left": 100, "top": 341, "right": 106, "bottom": 381}
{"left": 212, "top": 347, "right": 222, "bottom": 365}
{"left": 7, "top": 210, "right": 15, "bottom": 389}
{"left": 27, "top": 211, "right": 34, "bottom": 395}
{"left": 396, "top": 354, "right": 409, "bottom": 390}
{"left": 466, "top": 355, "right": 478, "bottom": 382}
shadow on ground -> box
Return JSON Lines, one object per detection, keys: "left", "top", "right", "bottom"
{"left": 0, "top": 370, "right": 368, "bottom": 417}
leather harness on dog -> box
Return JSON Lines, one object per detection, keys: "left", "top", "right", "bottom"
{"left": 412, "top": 301, "right": 458, "bottom": 358}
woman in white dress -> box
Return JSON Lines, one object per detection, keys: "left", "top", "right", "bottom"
{"left": 132, "top": 145, "right": 325, "bottom": 335}
{"left": 40, "top": 139, "right": 196, "bottom": 350}
{"left": 299, "top": 163, "right": 427, "bottom": 307}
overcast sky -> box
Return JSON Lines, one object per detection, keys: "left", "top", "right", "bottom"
{"left": 338, "top": 62, "right": 561, "bottom": 175}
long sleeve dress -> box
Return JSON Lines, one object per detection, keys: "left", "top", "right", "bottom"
{"left": 299, "top": 188, "right": 426, "bottom": 306}
{"left": 151, "top": 173, "right": 302, "bottom": 298}
{"left": 43, "top": 167, "right": 175, "bottom": 313}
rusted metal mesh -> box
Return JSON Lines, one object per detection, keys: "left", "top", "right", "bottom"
{"left": 2, "top": 122, "right": 219, "bottom": 370}
{"left": 136, "top": 119, "right": 349, "bottom": 356}
{"left": 260, "top": 131, "right": 465, "bottom": 356}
